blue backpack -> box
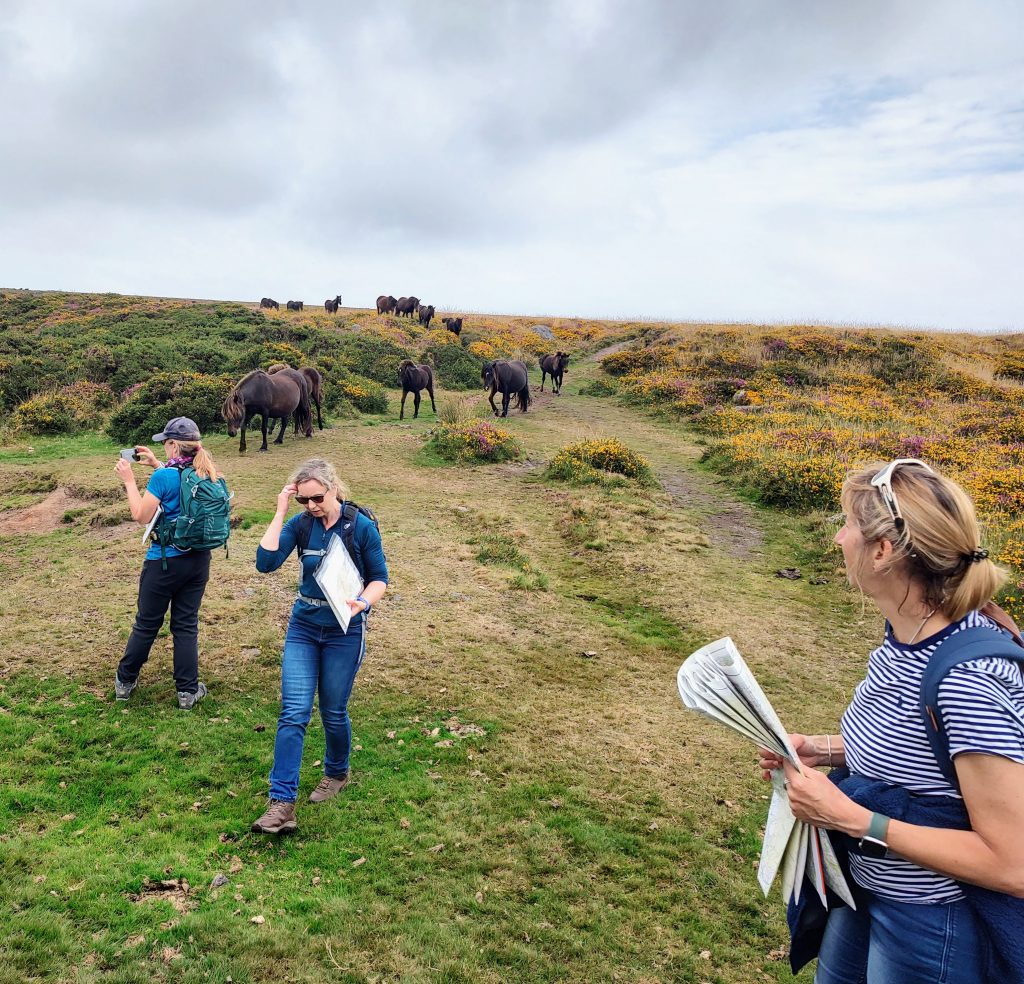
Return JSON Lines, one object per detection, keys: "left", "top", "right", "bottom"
{"left": 919, "top": 605, "right": 1024, "bottom": 790}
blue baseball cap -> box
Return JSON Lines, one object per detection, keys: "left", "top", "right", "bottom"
{"left": 152, "top": 416, "right": 201, "bottom": 442}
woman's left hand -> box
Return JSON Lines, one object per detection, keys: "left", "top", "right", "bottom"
{"left": 114, "top": 458, "right": 135, "bottom": 483}
{"left": 782, "top": 760, "right": 870, "bottom": 836}
{"left": 346, "top": 598, "right": 369, "bottom": 617}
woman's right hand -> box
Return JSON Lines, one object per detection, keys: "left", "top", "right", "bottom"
{"left": 758, "top": 734, "right": 821, "bottom": 780}
{"left": 277, "top": 483, "right": 297, "bottom": 515}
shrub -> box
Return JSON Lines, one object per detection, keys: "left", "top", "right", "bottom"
{"left": 339, "top": 335, "right": 413, "bottom": 386}
{"left": 107, "top": 372, "right": 234, "bottom": 445}
{"left": 426, "top": 341, "right": 484, "bottom": 390}
{"left": 579, "top": 378, "right": 619, "bottom": 397}
{"left": 238, "top": 342, "right": 306, "bottom": 372}
{"left": 14, "top": 391, "right": 94, "bottom": 435}
{"left": 995, "top": 354, "right": 1024, "bottom": 383}
{"left": 547, "top": 438, "right": 655, "bottom": 486}
{"left": 81, "top": 345, "right": 118, "bottom": 383}
{"left": 339, "top": 376, "right": 389, "bottom": 414}
{"left": 427, "top": 420, "right": 522, "bottom": 463}
{"left": 61, "top": 380, "right": 117, "bottom": 411}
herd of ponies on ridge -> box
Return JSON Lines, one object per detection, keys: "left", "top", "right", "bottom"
{"left": 220, "top": 292, "right": 572, "bottom": 453}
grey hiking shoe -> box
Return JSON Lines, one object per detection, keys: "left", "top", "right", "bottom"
{"left": 114, "top": 675, "right": 138, "bottom": 701}
{"left": 177, "top": 682, "right": 208, "bottom": 710}
{"left": 309, "top": 772, "right": 350, "bottom": 803}
{"left": 251, "top": 799, "right": 297, "bottom": 834}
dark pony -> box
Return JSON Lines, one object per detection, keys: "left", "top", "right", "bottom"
{"left": 299, "top": 366, "right": 324, "bottom": 429}
{"left": 221, "top": 369, "right": 310, "bottom": 453}
{"left": 482, "top": 360, "right": 531, "bottom": 417}
{"left": 539, "top": 352, "right": 570, "bottom": 394}
{"left": 266, "top": 364, "right": 314, "bottom": 438}
{"left": 324, "top": 295, "right": 342, "bottom": 314}
{"left": 398, "top": 359, "right": 436, "bottom": 420}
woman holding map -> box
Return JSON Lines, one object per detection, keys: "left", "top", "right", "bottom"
{"left": 758, "top": 458, "right": 1024, "bottom": 983}
{"left": 252, "top": 458, "right": 388, "bottom": 835}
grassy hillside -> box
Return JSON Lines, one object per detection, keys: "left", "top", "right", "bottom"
{"left": 0, "top": 290, "right": 1020, "bottom": 983}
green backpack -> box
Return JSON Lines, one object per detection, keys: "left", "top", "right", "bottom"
{"left": 155, "top": 466, "right": 233, "bottom": 568}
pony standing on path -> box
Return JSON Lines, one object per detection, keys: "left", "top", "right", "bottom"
{"left": 539, "top": 352, "right": 570, "bottom": 394}
{"left": 398, "top": 360, "right": 436, "bottom": 420}
{"left": 482, "top": 360, "right": 531, "bottom": 417}
{"left": 222, "top": 370, "right": 309, "bottom": 453}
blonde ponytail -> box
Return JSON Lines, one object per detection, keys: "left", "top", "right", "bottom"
{"left": 176, "top": 441, "right": 221, "bottom": 481}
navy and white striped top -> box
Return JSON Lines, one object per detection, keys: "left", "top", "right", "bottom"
{"left": 841, "top": 610, "right": 1024, "bottom": 903}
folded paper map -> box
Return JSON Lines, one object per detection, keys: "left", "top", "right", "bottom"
{"left": 677, "top": 637, "right": 855, "bottom": 910}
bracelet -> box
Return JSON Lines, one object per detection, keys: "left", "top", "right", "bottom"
{"left": 356, "top": 594, "right": 371, "bottom": 614}
{"left": 826, "top": 734, "right": 834, "bottom": 767}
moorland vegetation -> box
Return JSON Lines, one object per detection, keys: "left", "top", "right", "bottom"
{"left": 1, "top": 288, "right": 1022, "bottom": 982}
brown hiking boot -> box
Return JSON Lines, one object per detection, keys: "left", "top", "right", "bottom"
{"left": 251, "top": 799, "right": 297, "bottom": 834}
{"left": 309, "top": 772, "right": 350, "bottom": 803}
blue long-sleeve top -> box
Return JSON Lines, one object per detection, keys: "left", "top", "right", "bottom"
{"left": 256, "top": 509, "right": 388, "bottom": 628}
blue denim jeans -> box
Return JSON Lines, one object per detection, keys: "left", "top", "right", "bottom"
{"left": 268, "top": 614, "right": 366, "bottom": 803}
{"left": 814, "top": 892, "right": 989, "bottom": 984}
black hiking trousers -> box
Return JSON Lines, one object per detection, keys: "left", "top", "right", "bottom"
{"left": 118, "top": 551, "right": 211, "bottom": 695}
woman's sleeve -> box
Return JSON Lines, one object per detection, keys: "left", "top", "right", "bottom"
{"left": 939, "top": 660, "right": 1024, "bottom": 765}
{"left": 360, "top": 521, "right": 389, "bottom": 584}
{"left": 256, "top": 515, "right": 300, "bottom": 573}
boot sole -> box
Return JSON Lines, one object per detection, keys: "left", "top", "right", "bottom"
{"left": 251, "top": 821, "right": 297, "bottom": 834}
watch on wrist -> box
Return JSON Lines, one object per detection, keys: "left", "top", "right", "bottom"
{"left": 858, "top": 811, "right": 890, "bottom": 859}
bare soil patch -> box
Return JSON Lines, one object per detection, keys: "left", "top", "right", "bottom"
{"left": 0, "top": 487, "right": 93, "bottom": 535}
{"left": 660, "top": 470, "right": 764, "bottom": 559}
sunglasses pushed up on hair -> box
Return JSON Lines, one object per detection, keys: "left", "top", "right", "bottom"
{"left": 870, "top": 458, "right": 934, "bottom": 529}
{"left": 295, "top": 493, "right": 327, "bottom": 505}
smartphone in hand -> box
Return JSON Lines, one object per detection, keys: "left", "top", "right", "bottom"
{"left": 119, "top": 448, "right": 141, "bottom": 461}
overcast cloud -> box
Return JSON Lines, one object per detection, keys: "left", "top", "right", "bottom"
{"left": 1, "top": 0, "right": 1021, "bottom": 330}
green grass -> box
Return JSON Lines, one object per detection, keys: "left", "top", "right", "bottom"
{"left": 0, "top": 676, "right": 787, "bottom": 984}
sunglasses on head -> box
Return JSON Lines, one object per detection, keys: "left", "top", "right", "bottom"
{"left": 870, "top": 458, "right": 933, "bottom": 529}
{"left": 295, "top": 493, "right": 327, "bottom": 505}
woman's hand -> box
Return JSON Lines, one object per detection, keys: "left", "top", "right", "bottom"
{"left": 782, "top": 759, "right": 871, "bottom": 836}
{"left": 276, "top": 483, "right": 297, "bottom": 515}
{"left": 758, "top": 733, "right": 822, "bottom": 780}
{"left": 346, "top": 598, "right": 369, "bottom": 617}
{"left": 134, "top": 445, "right": 160, "bottom": 469}
{"left": 114, "top": 458, "right": 135, "bottom": 484}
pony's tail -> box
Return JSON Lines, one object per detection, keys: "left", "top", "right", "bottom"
{"left": 517, "top": 384, "right": 532, "bottom": 412}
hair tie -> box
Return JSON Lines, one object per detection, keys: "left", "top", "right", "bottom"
{"left": 966, "top": 548, "right": 989, "bottom": 564}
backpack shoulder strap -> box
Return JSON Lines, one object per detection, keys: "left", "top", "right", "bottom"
{"left": 920, "top": 624, "right": 1024, "bottom": 790}
{"left": 295, "top": 511, "right": 322, "bottom": 557}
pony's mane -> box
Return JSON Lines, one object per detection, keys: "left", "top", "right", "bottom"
{"left": 235, "top": 369, "right": 268, "bottom": 387}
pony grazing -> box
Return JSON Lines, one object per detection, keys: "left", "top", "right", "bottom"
{"left": 221, "top": 369, "right": 310, "bottom": 453}
{"left": 482, "top": 360, "right": 531, "bottom": 417}
{"left": 398, "top": 359, "right": 436, "bottom": 420}
{"left": 539, "top": 352, "right": 570, "bottom": 394}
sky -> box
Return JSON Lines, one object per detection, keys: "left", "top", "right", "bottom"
{"left": 1, "top": 0, "right": 1022, "bottom": 331}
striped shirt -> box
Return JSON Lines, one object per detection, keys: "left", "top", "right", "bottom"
{"left": 841, "top": 611, "right": 1024, "bottom": 903}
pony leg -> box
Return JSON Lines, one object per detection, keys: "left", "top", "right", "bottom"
{"left": 489, "top": 390, "right": 499, "bottom": 416}
{"left": 501, "top": 392, "right": 510, "bottom": 417}
{"left": 315, "top": 398, "right": 324, "bottom": 430}
{"left": 259, "top": 413, "right": 269, "bottom": 452}
{"left": 413, "top": 391, "right": 421, "bottom": 418}
{"left": 400, "top": 390, "right": 407, "bottom": 420}
{"left": 273, "top": 415, "right": 287, "bottom": 444}
{"left": 428, "top": 386, "right": 436, "bottom": 413}
{"left": 540, "top": 370, "right": 546, "bottom": 392}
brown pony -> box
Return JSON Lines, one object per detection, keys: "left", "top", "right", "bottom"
{"left": 482, "top": 360, "right": 531, "bottom": 417}
{"left": 398, "top": 359, "right": 436, "bottom": 420}
{"left": 222, "top": 369, "right": 310, "bottom": 453}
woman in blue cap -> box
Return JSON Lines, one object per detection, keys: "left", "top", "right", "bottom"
{"left": 113, "top": 416, "right": 224, "bottom": 709}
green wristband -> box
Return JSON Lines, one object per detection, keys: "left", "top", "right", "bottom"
{"left": 867, "top": 812, "right": 890, "bottom": 842}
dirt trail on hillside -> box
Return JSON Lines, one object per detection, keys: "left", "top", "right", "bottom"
{"left": 0, "top": 487, "right": 92, "bottom": 535}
